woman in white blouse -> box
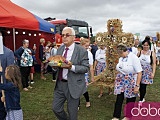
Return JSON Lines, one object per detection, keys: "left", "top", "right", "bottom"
{"left": 112, "top": 44, "right": 142, "bottom": 120}
{"left": 137, "top": 39, "right": 156, "bottom": 105}
{"left": 94, "top": 44, "right": 106, "bottom": 74}
{"left": 94, "top": 44, "right": 107, "bottom": 98}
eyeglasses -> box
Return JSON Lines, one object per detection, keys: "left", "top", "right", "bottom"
{"left": 62, "top": 33, "right": 74, "bottom": 38}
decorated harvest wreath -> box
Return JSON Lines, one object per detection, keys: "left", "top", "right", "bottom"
{"left": 94, "top": 19, "right": 134, "bottom": 89}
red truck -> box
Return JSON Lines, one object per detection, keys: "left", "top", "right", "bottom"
{"left": 48, "top": 18, "right": 93, "bottom": 46}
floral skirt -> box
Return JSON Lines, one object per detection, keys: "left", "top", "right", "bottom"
{"left": 141, "top": 64, "right": 153, "bottom": 84}
{"left": 96, "top": 62, "right": 106, "bottom": 75}
{"left": 6, "top": 109, "right": 23, "bottom": 120}
{"left": 114, "top": 73, "right": 137, "bottom": 98}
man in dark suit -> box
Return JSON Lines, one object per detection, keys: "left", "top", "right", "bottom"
{"left": 0, "top": 32, "right": 15, "bottom": 120}
{"left": 52, "top": 27, "right": 89, "bottom": 120}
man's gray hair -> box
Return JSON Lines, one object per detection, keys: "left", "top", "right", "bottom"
{"left": 23, "top": 39, "right": 29, "bottom": 44}
{"left": 63, "top": 27, "right": 75, "bottom": 36}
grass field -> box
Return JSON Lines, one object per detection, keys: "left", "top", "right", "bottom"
{"left": 21, "top": 69, "right": 160, "bottom": 120}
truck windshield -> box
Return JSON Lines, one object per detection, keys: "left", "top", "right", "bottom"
{"left": 72, "top": 26, "right": 89, "bottom": 38}
{"left": 55, "top": 24, "right": 66, "bottom": 34}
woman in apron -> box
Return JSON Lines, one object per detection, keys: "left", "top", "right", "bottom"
{"left": 112, "top": 44, "right": 142, "bottom": 120}
{"left": 94, "top": 44, "right": 107, "bottom": 98}
{"left": 138, "top": 39, "right": 156, "bottom": 106}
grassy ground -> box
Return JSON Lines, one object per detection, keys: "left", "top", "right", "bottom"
{"left": 21, "top": 69, "right": 160, "bottom": 120}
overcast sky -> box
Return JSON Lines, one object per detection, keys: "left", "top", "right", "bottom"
{"left": 11, "top": 0, "right": 160, "bottom": 40}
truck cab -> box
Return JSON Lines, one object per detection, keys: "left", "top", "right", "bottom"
{"left": 50, "top": 19, "right": 92, "bottom": 46}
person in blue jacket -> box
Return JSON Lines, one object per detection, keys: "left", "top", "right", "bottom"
{"left": 0, "top": 31, "right": 15, "bottom": 120}
{"left": 14, "top": 40, "right": 33, "bottom": 91}
{"left": 0, "top": 65, "right": 23, "bottom": 120}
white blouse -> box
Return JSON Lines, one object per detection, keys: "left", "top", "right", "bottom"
{"left": 139, "top": 52, "right": 151, "bottom": 65}
{"left": 116, "top": 52, "right": 142, "bottom": 75}
{"left": 95, "top": 48, "right": 106, "bottom": 63}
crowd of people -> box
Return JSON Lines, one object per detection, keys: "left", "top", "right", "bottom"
{"left": 0, "top": 27, "right": 160, "bottom": 120}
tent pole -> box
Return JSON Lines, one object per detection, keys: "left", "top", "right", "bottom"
{"left": 13, "top": 28, "right": 16, "bottom": 51}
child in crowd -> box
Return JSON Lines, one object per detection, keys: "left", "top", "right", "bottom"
{"left": 0, "top": 65, "right": 23, "bottom": 120}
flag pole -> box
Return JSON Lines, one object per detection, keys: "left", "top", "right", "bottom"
{"left": 13, "top": 28, "right": 16, "bottom": 51}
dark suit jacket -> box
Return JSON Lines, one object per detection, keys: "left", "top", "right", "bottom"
{"left": 55, "top": 44, "right": 89, "bottom": 99}
{"left": 0, "top": 46, "right": 15, "bottom": 83}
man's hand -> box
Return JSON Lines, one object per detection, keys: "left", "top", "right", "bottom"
{"left": 62, "top": 61, "right": 72, "bottom": 69}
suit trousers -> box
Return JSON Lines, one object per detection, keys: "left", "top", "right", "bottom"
{"left": 52, "top": 80, "right": 79, "bottom": 120}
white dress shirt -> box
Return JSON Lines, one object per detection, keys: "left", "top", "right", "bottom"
{"left": 62, "top": 43, "right": 75, "bottom": 80}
